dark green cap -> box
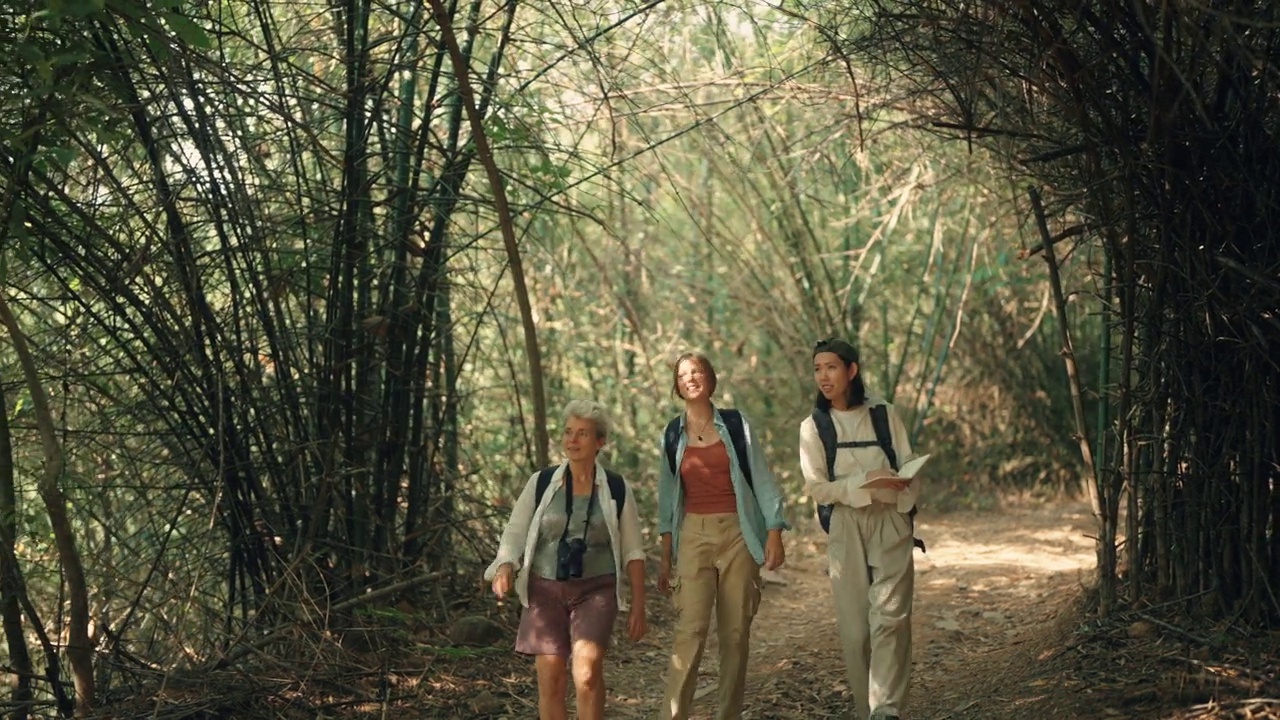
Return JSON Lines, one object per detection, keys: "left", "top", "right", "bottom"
{"left": 813, "top": 337, "right": 859, "bottom": 365}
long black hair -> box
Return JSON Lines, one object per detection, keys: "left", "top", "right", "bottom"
{"left": 812, "top": 337, "right": 867, "bottom": 410}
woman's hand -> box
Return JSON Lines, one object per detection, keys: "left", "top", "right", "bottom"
{"left": 491, "top": 563, "right": 514, "bottom": 598}
{"left": 866, "top": 468, "right": 911, "bottom": 492}
{"left": 628, "top": 603, "right": 647, "bottom": 641}
{"left": 764, "top": 529, "right": 785, "bottom": 570}
{"left": 657, "top": 561, "right": 673, "bottom": 595}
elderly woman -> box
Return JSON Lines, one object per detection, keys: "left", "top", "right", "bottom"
{"left": 485, "top": 399, "right": 647, "bottom": 720}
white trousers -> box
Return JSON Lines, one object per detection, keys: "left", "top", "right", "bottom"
{"left": 828, "top": 503, "right": 914, "bottom": 719}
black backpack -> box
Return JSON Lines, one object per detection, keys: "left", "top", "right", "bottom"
{"left": 811, "top": 403, "right": 925, "bottom": 552}
{"left": 663, "top": 408, "right": 753, "bottom": 488}
{"left": 534, "top": 466, "right": 627, "bottom": 518}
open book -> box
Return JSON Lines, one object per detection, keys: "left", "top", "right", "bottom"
{"left": 859, "top": 453, "right": 931, "bottom": 489}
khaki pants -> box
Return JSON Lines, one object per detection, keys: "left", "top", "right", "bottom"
{"left": 828, "top": 503, "right": 914, "bottom": 720}
{"left": 663, "top": 513, "right": 761, "bottom": 720}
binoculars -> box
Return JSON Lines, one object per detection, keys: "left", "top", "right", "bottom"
{"left": 555, "top": 537, "right": 587, "bottom": 580}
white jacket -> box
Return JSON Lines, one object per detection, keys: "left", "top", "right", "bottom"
{"left": 484, "top": 462, "right": 646, "bottom": 610}
{"left": 799, "top": 397, "right": 921, "bottom": 513}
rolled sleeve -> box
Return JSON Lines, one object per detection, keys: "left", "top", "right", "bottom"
{"left": 805, "top": 477, "right": 864, "bottom": 507}
{"left": 804, "top": 477, "right": 842, "bottom": 505}
{"left": 483, "top": 472, "right": 538, "bottom": 581}
{"left": 741, "top": 412, "right": 789, "bottom": 530}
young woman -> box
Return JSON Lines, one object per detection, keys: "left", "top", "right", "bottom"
{"left": 485, "top": 399, "right": 647, "bottom": 720}
{"left": 657, "top": 352, "right": 788, "bottom": 720}
{"left": 799, "top": 338, "right": 921, "bottom": 720}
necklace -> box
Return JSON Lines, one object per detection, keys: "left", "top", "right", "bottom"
{"left": 688, "top": 416, "right": 713, "bottom": 442}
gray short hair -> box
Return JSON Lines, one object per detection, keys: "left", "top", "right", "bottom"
{"left": 562, "top": 399, "right": 611, "bottom": 440}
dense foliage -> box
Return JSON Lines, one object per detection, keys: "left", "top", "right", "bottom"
{"left": 0, "top": 0, "right": 1193, "bottom": 714}
{"left": 798, "top": 0, "right": 1280, "bottom": 621}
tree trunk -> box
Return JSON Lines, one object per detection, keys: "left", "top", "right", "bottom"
{"left": 0, "top": 295, "right": 94, "bottom": 715}
{"left": 0, "top": 380, "right": 33, "bottom": 720}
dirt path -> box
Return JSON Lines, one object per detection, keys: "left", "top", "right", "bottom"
{"left": 605, "top": 499, "right": 1097, "bottom": 720}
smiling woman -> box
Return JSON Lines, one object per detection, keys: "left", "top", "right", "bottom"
{"left": 483, "top": 399, "right": 648, "bottom": 720}
{"left": 657, "top": 352, "right": 790, "bottom": 720}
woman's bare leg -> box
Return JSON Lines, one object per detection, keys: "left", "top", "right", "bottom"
{"left": 570, "top": 639, "right": 606, "bottom": 720}
{"left": 535, "top": 654, "right": 569, "bottom": 720}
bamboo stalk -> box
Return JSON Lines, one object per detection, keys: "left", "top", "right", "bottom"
{"left": 0, "top": 294, "right": 95, "bottom": 715}
{"left": 1109, "top": 229, "right": 1139, "bottom": 606}
{"left": 428, "top": 0, "right": 550, "bottom": 467}
{"left": 0, "top": 379, "right": 35, "bottom": 720}
{"left": 1028, "top": 186, "right": 1110, "bottom": 614}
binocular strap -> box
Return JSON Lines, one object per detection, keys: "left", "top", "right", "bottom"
{"left": 559, "top": 467, "right": 598, "bottom": 545}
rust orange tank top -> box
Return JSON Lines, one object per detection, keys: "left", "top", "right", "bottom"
{"left": 680, "top": 441, "right": 737, "bottom": 515}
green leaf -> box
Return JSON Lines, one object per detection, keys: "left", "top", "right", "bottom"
{"left": 163, "top": 11, "right": 211, "bottom": 48}
{"left": 104, "top": 0, "right": 144, "bottom": 19}
{"left": 46, "top": 146, "right": 77, "bottom": 168}
{"left": 6, "top": 200, "right": 28, "bottom": 240}
{"left": 144, "top": 30, "right": 171, "bottom": 62}
{"left": 46, "top": 0, "right": 104, "bottom": 18}
{"left": 15, "top": 40, "right": 45, "bottom": 66}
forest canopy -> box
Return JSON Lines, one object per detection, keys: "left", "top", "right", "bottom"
{"left": 0, "top": 0, "right": 1276, "bottom": 715}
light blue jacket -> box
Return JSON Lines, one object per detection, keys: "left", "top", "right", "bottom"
{"left": 657, "top": 407, "right": 790, "bottom": 564}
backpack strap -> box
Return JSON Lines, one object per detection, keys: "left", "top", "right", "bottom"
{"left": 604, "top": 470, "right": 626, "bottom": 519}
{"left": 663, "top": 410, "right": 754, "bottom": 490}
{"left": 535, "top": 465, "right": 626, "bottom": 519}
{"left": 663, "top": 417, "right": 682, "bottom": 475}
{"left": 534, "top": 466, "right": 556, "bottom": 507}
{"left": 811, "top": 408, "right": 838, "bottom": 534}
{"left": 869, "top": 404, "right": 898, "bottom": 471}
{"left": 868, "top": 405, "right": 926, "bottom": 553}
{"left": 716, "top": 409, "right": 754, "bottom": 489}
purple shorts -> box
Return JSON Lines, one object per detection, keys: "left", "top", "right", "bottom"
{"left": 516, "top": 574, "right": 618, "bottom": 657}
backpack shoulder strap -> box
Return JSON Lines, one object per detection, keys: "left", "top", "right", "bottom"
{"left": 541, "top": 465, "right": 626, "bottom": 519}
{"left": 717, "top": 409, "right": 754, "bottom": 489}
{"left": 810, "top": 408, "right": 838, "bottom": 482}
{"left": 663, "top": 417, "right": 682, "bottom": 476}
{"left": 869, "top": 404, "right": 898, "bottom": 471}
{"left": 534, "top": 465, "right": 558, "bottom": 507}
{"left": 604, "top": 469, "right": 626, "bottom": 519}
{"left": 810, "top": 408, "right": 838, "bottom": 534}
